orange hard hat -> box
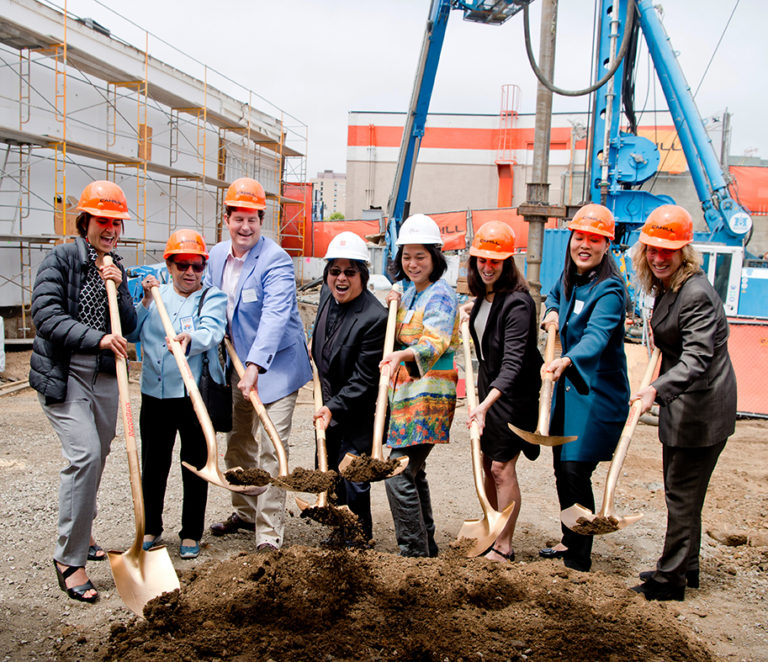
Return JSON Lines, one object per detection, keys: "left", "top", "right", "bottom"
{"left": 567, "top": 204, "right": 615, "bottom": 240}
{"left": 77, "top": 180, "right": 130, "bottom": 219}
{"left": 639, "top": 205, "right": 693, "bottom": 250}
{"left": 224, "top": 177, "right": 266, "bottom": 210}
{"left": 164, "top": 229, "right": 208, "bottom": 260}
{"left": 469, "top": 221, "right": 516, "bottom": 259}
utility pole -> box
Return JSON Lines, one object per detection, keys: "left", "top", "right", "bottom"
{"left": 519, "top": 0, "right": 566, "bottom": 319}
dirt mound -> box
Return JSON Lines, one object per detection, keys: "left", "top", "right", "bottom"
{"left": 88, "top": 547, "right": 715, "bottom": 662}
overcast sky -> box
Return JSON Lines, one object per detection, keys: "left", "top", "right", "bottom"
{"left": 58, "top": 0, "right": 767, "bottom": 177}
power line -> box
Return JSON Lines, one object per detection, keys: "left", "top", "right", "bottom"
{"left": 693, "top": 0, "right": 740, "bottom": 99}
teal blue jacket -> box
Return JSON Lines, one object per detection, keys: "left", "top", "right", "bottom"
{"left": 546, "top": 272, "right": 630, "bottom": 462}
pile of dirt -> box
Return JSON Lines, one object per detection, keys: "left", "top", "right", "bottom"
{"left": 79, "top": 547, "right": 715, "bottom": 662}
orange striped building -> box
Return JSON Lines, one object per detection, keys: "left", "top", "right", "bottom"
{"left": 346, "top": 109, "right": 709, "bottom": 226}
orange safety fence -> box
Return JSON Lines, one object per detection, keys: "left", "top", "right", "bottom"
{"left": 294, "top": 208, "right": 560, "bottom": 258}
{"left": 727, "top": 318, "right": 768, "bottom": 417}
{"left": 729, "top": 166, "right": 768, "bottom": 216}
{"left": 311, "top": 220, "right": 380, "bottom": 258}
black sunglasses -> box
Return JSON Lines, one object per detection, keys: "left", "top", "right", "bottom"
{"left": 173, "top": 261, "right": 205, "bottom": 273}
{"left": 328, "top": 267, "right": 360, "bottom": 278}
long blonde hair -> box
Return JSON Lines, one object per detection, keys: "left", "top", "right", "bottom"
{"left": 631, "top": 242, "right": 703, "bottom": 296}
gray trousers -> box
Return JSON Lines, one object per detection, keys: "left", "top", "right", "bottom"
{"left": 225, "top": 371, "right": 298, "bottom": 548}
{"left": 653, "top": 439, "right": 726, "bottom": 586}
{"left": 385, "top": 444, "right": 438, "bottom": 557}
{"left": 41, "top": 354, "right": 117, "bottom": 567}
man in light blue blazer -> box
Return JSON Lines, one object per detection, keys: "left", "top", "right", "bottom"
{"left": 204, "top": 177, "right": 311, "bottom": 550}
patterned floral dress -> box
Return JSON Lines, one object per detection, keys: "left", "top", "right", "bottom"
{"left": 386, "top": 278, "right": 459, "bottom": 448}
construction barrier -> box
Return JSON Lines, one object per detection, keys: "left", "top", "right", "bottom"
{"left": 727, "top": 318, "right": 768, "bottom": 417}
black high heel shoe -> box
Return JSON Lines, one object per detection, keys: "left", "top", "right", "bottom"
{"left": 53, "top": 560, "right": 98, "bottom": 603}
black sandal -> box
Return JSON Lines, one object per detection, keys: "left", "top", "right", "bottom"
{"left": 87, "top": 544, "right": 106, "bottom": 561}
{"left": 487, "top": 546, "right": 516, "bottom": 562}
{"left": 53, "top": 560, "right": 99, "bottom": 603}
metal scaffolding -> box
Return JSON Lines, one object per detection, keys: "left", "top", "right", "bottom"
{"left": 0, "top": 0, "right": 308, "bottom": 338}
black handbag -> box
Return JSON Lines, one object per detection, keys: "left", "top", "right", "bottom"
{"left": 197, "top": 288, "right": 232, "bottom": 433}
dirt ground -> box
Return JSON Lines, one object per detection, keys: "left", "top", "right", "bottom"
{"left": 1, "top": 347, "right": 767, "bottom": 661}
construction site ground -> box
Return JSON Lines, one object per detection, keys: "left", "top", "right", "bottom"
{"left": 1, "top": 347, "right": 766, "bottom": 661}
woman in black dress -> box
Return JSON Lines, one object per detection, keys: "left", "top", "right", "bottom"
{"left": 462, "top": 221, "right": 542, "bottom": 562}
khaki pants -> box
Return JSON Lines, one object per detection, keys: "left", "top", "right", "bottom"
{"left": 225, "top": 373, "right": 297, "bottom": 548}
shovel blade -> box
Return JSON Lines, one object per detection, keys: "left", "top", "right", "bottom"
{"left": 457, "top": 501, "right": 515, "bottom": 557}
{"left": 181, "top": 462, "right": 267, "bottom": 496}
{"left": 507, "top": 423, "right": 577, "bottom": 447}
{"left": 561, "top": 504, "right": 643, "bottom": 535}
{"left": 108, "top": 546, "right": 180, "bottom": 617}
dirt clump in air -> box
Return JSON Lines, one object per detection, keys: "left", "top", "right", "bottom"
{"left": 341, "top": 455, "right": 402, "bottom": 482}
{"left": 272, "top": 467, "right": 338, "bottom": 492}
{"left": 570, "top": 515, "right": 621, "bottom": 535}
{"left": 225, "top": 467, "right": 272, "bottom": 487}
{"left": 91, "top": 546, "right": 716, "bottom": 662}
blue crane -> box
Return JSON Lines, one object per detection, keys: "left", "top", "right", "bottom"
{"left": 383, "top": 0, "right": 534, "bottom": 267}
{"left": 590, "top": 0, "right": 752, "bottom": 247}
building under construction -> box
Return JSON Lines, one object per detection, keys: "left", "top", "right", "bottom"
{"left": 0, "top": 0, "right": 307, "bottom": 340}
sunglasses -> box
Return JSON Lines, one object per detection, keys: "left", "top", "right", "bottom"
{"left": 328, "top": 267, "right": 360, "bottom": 278}
{"left": 173, "top": 261, "right": 205, "bottom": 273}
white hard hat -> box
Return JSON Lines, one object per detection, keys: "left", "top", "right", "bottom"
{"left": 396, "top": 213, "right": 443, "bottom": 246}
{"left": 324, "top": 231, "right": 370, "bottom": 263}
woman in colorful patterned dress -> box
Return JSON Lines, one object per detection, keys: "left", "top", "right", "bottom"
{"left": 380, "top": 214, "right": 459, "bottom": 557}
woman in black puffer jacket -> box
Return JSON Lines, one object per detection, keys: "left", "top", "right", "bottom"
{"left": 30, "top": 181, "right": 136, "bottom": 604}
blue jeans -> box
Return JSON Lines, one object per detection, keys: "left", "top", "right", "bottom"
{"left": 385, "top": 444, "right": 438, "bottom": 557}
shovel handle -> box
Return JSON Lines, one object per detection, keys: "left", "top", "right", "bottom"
{"left": 371, "top": 297, "right": 399, "bottom": 461}
{"left": 600, "top": 347, "right": 661, "bottom": 516}
{"left": 150, "top": 287, "right": 220, "bottom": 461}
{"left": 536, "top": 325, "right": 557, "bottom": 435}
{"left": 224, "top": 337, "right": 289, "bottom": 476}
{"left": 310, "top": 358, "right": 328, "bottom": 473}
{"left": 103, "top": 256, "right": 145, "bottom": 555}
{"left": 460, "top": 320, "right": 494, "bottom": 515}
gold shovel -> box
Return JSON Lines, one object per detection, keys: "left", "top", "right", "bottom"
{"left": 457, "top": 320, "right": 514, "bottom": 557}
{"left": 103, "top": 258, "right": 179, "bottom": 617}
{"left": 560, "top": 347, "right": 661, "bottom": 535}
{"left": 295, "top": 359, "right": 333, "bottom": 511}
{"left": 338, "top": 298, "right": 408, "bottom": 481}
{"left": 295, "top": 359, "right": 357, "bottom": 536}
{"left": 508, "top": 325, "right": 577, "bottom": 447}
{"left": 150, "top": 287, "right": 266, "bottom": 497}
{"left": 224, "top": 339, "right": 332, "bottom": 493}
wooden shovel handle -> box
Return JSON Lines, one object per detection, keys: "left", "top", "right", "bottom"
{"left": 536, "top": 325, "right": 557, "bottom": 435}
{"left": 310, "top": 358, "right": 328, "bottom": 473}
{"left": 103, "top": 256, "right": 145, "bottom": 555}
{"left": 149, "top": 287, "right": 219, "bottom": 459}
{"left": 371, "top": 297, "right": 398, "bottom": 461}
{"left": 601, "top": 347, "right": 661, "bottom": 516}
{"left": 460, "top": 320, "right": 494, "bottom": 514}
{"left": 224, "top": 337, "right": 289, "bottom": 476}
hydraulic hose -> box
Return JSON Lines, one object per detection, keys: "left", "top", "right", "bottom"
{"left": 523, "top": 0, "right": 636, "bottom": 97}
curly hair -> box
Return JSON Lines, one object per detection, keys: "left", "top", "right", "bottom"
{"left": 631, "top": 242, "right": 702, "bottom": 295}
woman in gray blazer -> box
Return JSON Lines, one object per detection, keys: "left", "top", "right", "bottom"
{"left": 630, "top": 205, "right": 737, "bottom": 602}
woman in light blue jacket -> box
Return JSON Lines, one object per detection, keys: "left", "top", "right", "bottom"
{"left": 127, "top": 230, "right": 226, "bottom": 560}
{"left": 538, "top": 205, "right": 630, "bottom": 572}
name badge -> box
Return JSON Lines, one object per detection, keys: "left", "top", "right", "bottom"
{"left": 180, "top": 316, "right": 195, "bottom": 333}
{"left": 242, "top": 288, "right": 258, "bottom": 303}
{"left": 573, "top": 300, "right": 585, "bottom": 315}
{"left": 403, "top": 309, "right": 415, "bottom": 323}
